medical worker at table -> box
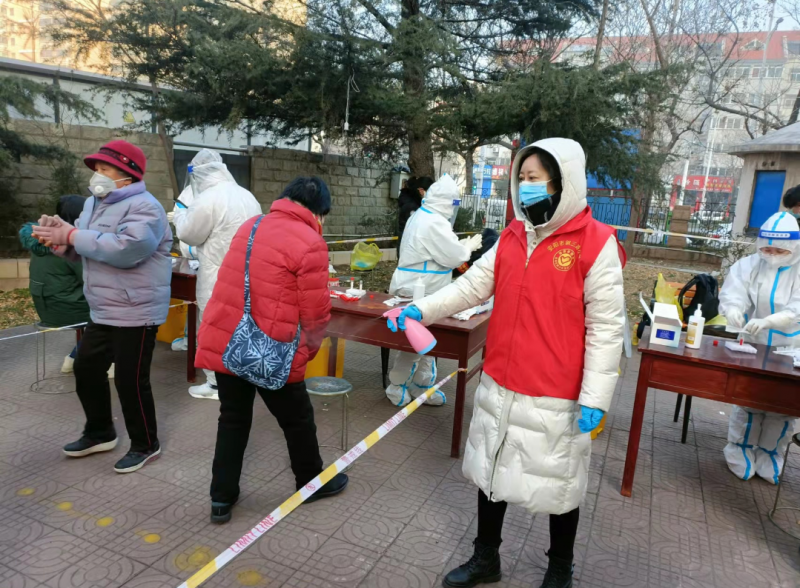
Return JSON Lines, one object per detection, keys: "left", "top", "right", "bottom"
{"left": 170, "top": 149, "right": 262, "bottom": 400}
{"left": 391, "top": 138, "right": 626, "bottom": 588}
{"left": 720, "top": 211, "right": 800, "bottom": 484}
{"left": 385, "top": 174, "right": 482, "bottom": 407}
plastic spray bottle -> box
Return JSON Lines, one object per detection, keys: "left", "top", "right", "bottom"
{"left": 685, "top": 304, "right": 705, "bottom": 349}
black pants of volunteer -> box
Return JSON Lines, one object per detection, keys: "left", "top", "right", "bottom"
{"left": 210, "top": 372, "right": 324, "bottom": 505}
{"left": 73, "top": 322, "right": 159, "bottom": 453}
{"left": 477, "top": 490, "right": 579, "bottom": 559}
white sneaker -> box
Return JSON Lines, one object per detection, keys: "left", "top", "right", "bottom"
{"left": 171, "top": 337, "right": 189, "bottom": 351}
{"left": 108, "top": 364, "right": 115, "bottom": 379}
{"left": 61, "top": 356, "right": 75, "bottom": 374}
{"left": 189, "top": 383, "right": 219, "bottom": 400}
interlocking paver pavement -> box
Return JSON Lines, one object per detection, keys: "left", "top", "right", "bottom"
{"left": 2, "top": 325, "right": 800, "bottom": 587}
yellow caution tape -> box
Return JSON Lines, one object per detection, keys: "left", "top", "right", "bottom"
{"left": 609, "top": 225, "right": 754, "bottom": 246}
{"left": 176, "top": 369, "right": 465, "bottom": 588}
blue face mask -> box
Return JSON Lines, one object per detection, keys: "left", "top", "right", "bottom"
{"left": 791, "top": 211, "right": 800, "bottom": 220}
{"left": 519, "top": 181, "right": 551, "bottom": 206}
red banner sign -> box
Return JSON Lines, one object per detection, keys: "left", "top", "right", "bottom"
{"left": 673, "top": 175, "right": 735, "bottom": 193}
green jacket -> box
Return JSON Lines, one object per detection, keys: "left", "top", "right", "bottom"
{"left": 19, "top": 223, "right": 90, "bottom": 327}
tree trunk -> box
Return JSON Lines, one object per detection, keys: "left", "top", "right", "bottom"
{"left": 407, "top": 127, "right": 435, "bottom": 178}
{"left": 149, "top": 78, "right": 181, "bottom": 200}
{"left": 464, "top": 149, "right": 474, "bottom": 194}
{"left": 401, "top": 0, "right": 435, "bottom": 178}
{"left": 593, "top": 0, "right": 610, "bottom": 70}
{"left": 624, "top": 99, "right": 657, "bottom": 257}
{"left": 789, "top": 85, "right": 800, "bottom": 125}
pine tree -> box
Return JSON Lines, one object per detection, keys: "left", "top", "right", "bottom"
{"left": 52, "top": 0, "right": 670, "bottom": 189}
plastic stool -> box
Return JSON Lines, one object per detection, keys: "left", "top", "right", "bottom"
{"left": 306, "top": 377, "right": 352, "bottom": 452}
{"left": 31, "top": 323, "right": 82, "bottom": 395}
{"left": 769, "top": 432, "right": 800, "bottom": 539}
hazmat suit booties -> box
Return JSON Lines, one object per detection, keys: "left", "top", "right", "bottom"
{"left": 724, "top": 406, "right": 795, "bottom": 484}
{"left": 386, "top": 354, "right": 442, "bottom": 406}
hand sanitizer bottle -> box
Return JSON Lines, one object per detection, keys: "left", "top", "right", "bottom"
{"left": 685, "top": 304, "right": 705, "bottom": 349}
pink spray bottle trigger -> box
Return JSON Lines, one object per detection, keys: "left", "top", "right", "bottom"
{"left": 383, "top": 307, "right": 437, "bottom": 355}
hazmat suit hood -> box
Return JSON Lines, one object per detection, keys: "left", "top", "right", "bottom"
{"left": 421, "top": 175, "right": 460, "bottom": 220}
{"left": 757, "top": 212, "right": 800, "bottom": 268}
{"left": 190, "top": 148, "right": 235, "bottom": 195}
{"left": 510, "top": 138, "right": 588, "bottom": 236}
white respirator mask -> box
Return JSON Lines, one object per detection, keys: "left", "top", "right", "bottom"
{"left": 89, "top": 172, "right": 129, "bottom": 197}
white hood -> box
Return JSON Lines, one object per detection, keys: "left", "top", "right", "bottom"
{"left": 421, "top": 175, "right": 460, "bottom": 219}
{"left": 757, "top": 212, "right": 800, "bottom": 267}
{"left": 190, "top": 148, "right": 236, "bottom": 195}
{"left": 510, "top": 138, "right": 588, "bottom": 235}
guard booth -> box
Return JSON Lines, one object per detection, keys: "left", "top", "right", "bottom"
{"left": 729, "top": 122, "right": 800, "bottom": 234}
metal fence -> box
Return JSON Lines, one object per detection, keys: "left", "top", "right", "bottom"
{"left": 635, "top": 198, "right": 735, "bottom": 250}
{"left": 460, "top": 190, "right": 509, "bottom": 231}
{"left": 586, "top": 190, "right": 632, "bottom": 241}
{"left": 457, "top": 188, "right": 733, "bottom": 251}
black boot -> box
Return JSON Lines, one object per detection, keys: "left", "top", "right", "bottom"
{"left": 442, "top": 540, "right": 501, "bottom": 588}
{"left": 539, "top": 551, "right": 573, "bottom": 588}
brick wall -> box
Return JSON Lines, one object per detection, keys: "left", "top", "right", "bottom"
{"left": 4, "top": 120, "right": 174, "bottom": 216}
{"left": 250, "top": 147, "right": 395, "bottom": 235}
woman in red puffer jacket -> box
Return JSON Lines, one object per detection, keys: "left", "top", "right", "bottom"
{"left": 196, "top": 177, "right": 348, "bottom": 524}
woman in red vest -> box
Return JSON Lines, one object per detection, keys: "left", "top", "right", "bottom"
{"left": 394, "top": 138, "right": 626, "bottom": 588}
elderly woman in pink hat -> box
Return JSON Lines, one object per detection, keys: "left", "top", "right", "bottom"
{"left": 33, "top": 140, "right": 173, "bottom": 474}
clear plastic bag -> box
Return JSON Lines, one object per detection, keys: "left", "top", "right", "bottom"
{"left": 350, "top": 242, "right": 382, "bottom": 271}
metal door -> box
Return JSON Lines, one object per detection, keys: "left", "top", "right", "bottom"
{"left": 749, "top": 171, "right": 786, "bottom": 230}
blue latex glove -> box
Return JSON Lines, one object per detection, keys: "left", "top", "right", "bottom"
{"left": 387, "top": 305, "right": 423, "bottom": 332}
{"left": 577, "top": 406, "right": 604, "bottom": 434}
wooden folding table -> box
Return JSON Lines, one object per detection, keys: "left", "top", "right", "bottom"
{"left": 170, "top": 259, "right": 198, "bottom": 383}
{"left": 622, "top": 332, "right": 800, "bottom": 497}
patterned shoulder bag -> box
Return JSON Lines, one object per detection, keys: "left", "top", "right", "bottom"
{"left": 222, "top": 216, "right": 301, "bottom": 389}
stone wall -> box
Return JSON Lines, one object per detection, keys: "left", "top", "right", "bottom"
{"left": 249, "top": 147, "right": 395, "bottom": 235}
{"left": 4, "top": 120, "right": 174, "bottom": 217}
{"left": 3, "top": 121, "right": 396, "bottom": 243}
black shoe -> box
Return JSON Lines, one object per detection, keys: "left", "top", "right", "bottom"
{"left": 63, "top": 436, "right": 118, "bottom": 457}
{"left": 539, "top": 552, "right": 573, "bottom": 588}
{"left": 211, "top": 501, "right": 234, "bottom": 524}
{"left": 304, "top": 473, "right": 349, "bottom": 504}
{"left": 113, "top": 442, "right": 161, "bottom": 473}
{"left": 442, "top": 540, "right": 501, "bottom": 587}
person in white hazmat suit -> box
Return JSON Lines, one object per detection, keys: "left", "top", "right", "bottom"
{"left": 385, "top": 174, "right": 482, "bottom": 407}
{"left": 170, "top": 149, "right": 263, "bottom": 400}
{"left": 720, "top": 211, "right": 800, "bottom": 484}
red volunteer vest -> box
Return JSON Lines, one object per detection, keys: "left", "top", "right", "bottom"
{"left": 483, "top": 207, "right": 625, "bottom": 401}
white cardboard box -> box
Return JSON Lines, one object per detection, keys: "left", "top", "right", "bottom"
{"left": 648, "top": 301, "right": 683, "bottom": 348}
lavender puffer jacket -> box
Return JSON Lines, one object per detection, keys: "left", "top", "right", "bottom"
{"left": 72, "top": 182, "right": 173, "bottom": 327}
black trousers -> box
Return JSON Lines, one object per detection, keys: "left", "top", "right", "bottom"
{"left": 73, "top": 322, "right": 159, "bottom": 453}
{"left": 477, "top": 490, "right": 580, "bottom": 561}
{"left": 210, "top": 372, "right": 324, "bottom": 505}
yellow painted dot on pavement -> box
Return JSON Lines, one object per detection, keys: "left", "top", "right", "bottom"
{"left": 96, "top": 517, "right": 115, "bottom": 527}
{"left": 187, "top": 548, "right": 211, "bottom": 567}
{"left": 56, "top": 502, "right": 73, "bottom": 511}
{"left": 143, "top": 533, "right": 161, "bottom": 544}
{"left": 16, "top": 488, "right": 35, "bottom": 496}
{"left": 237, "top": 570, "right": 263, "bottom": 586}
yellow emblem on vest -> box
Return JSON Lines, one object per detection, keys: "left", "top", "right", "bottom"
{"left": 553, "top": 247, "right": 577, "bottom": 271}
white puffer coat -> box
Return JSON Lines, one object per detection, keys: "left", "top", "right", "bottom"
{"left": 415, "top": 139, "right": 625, "bottom": 514}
